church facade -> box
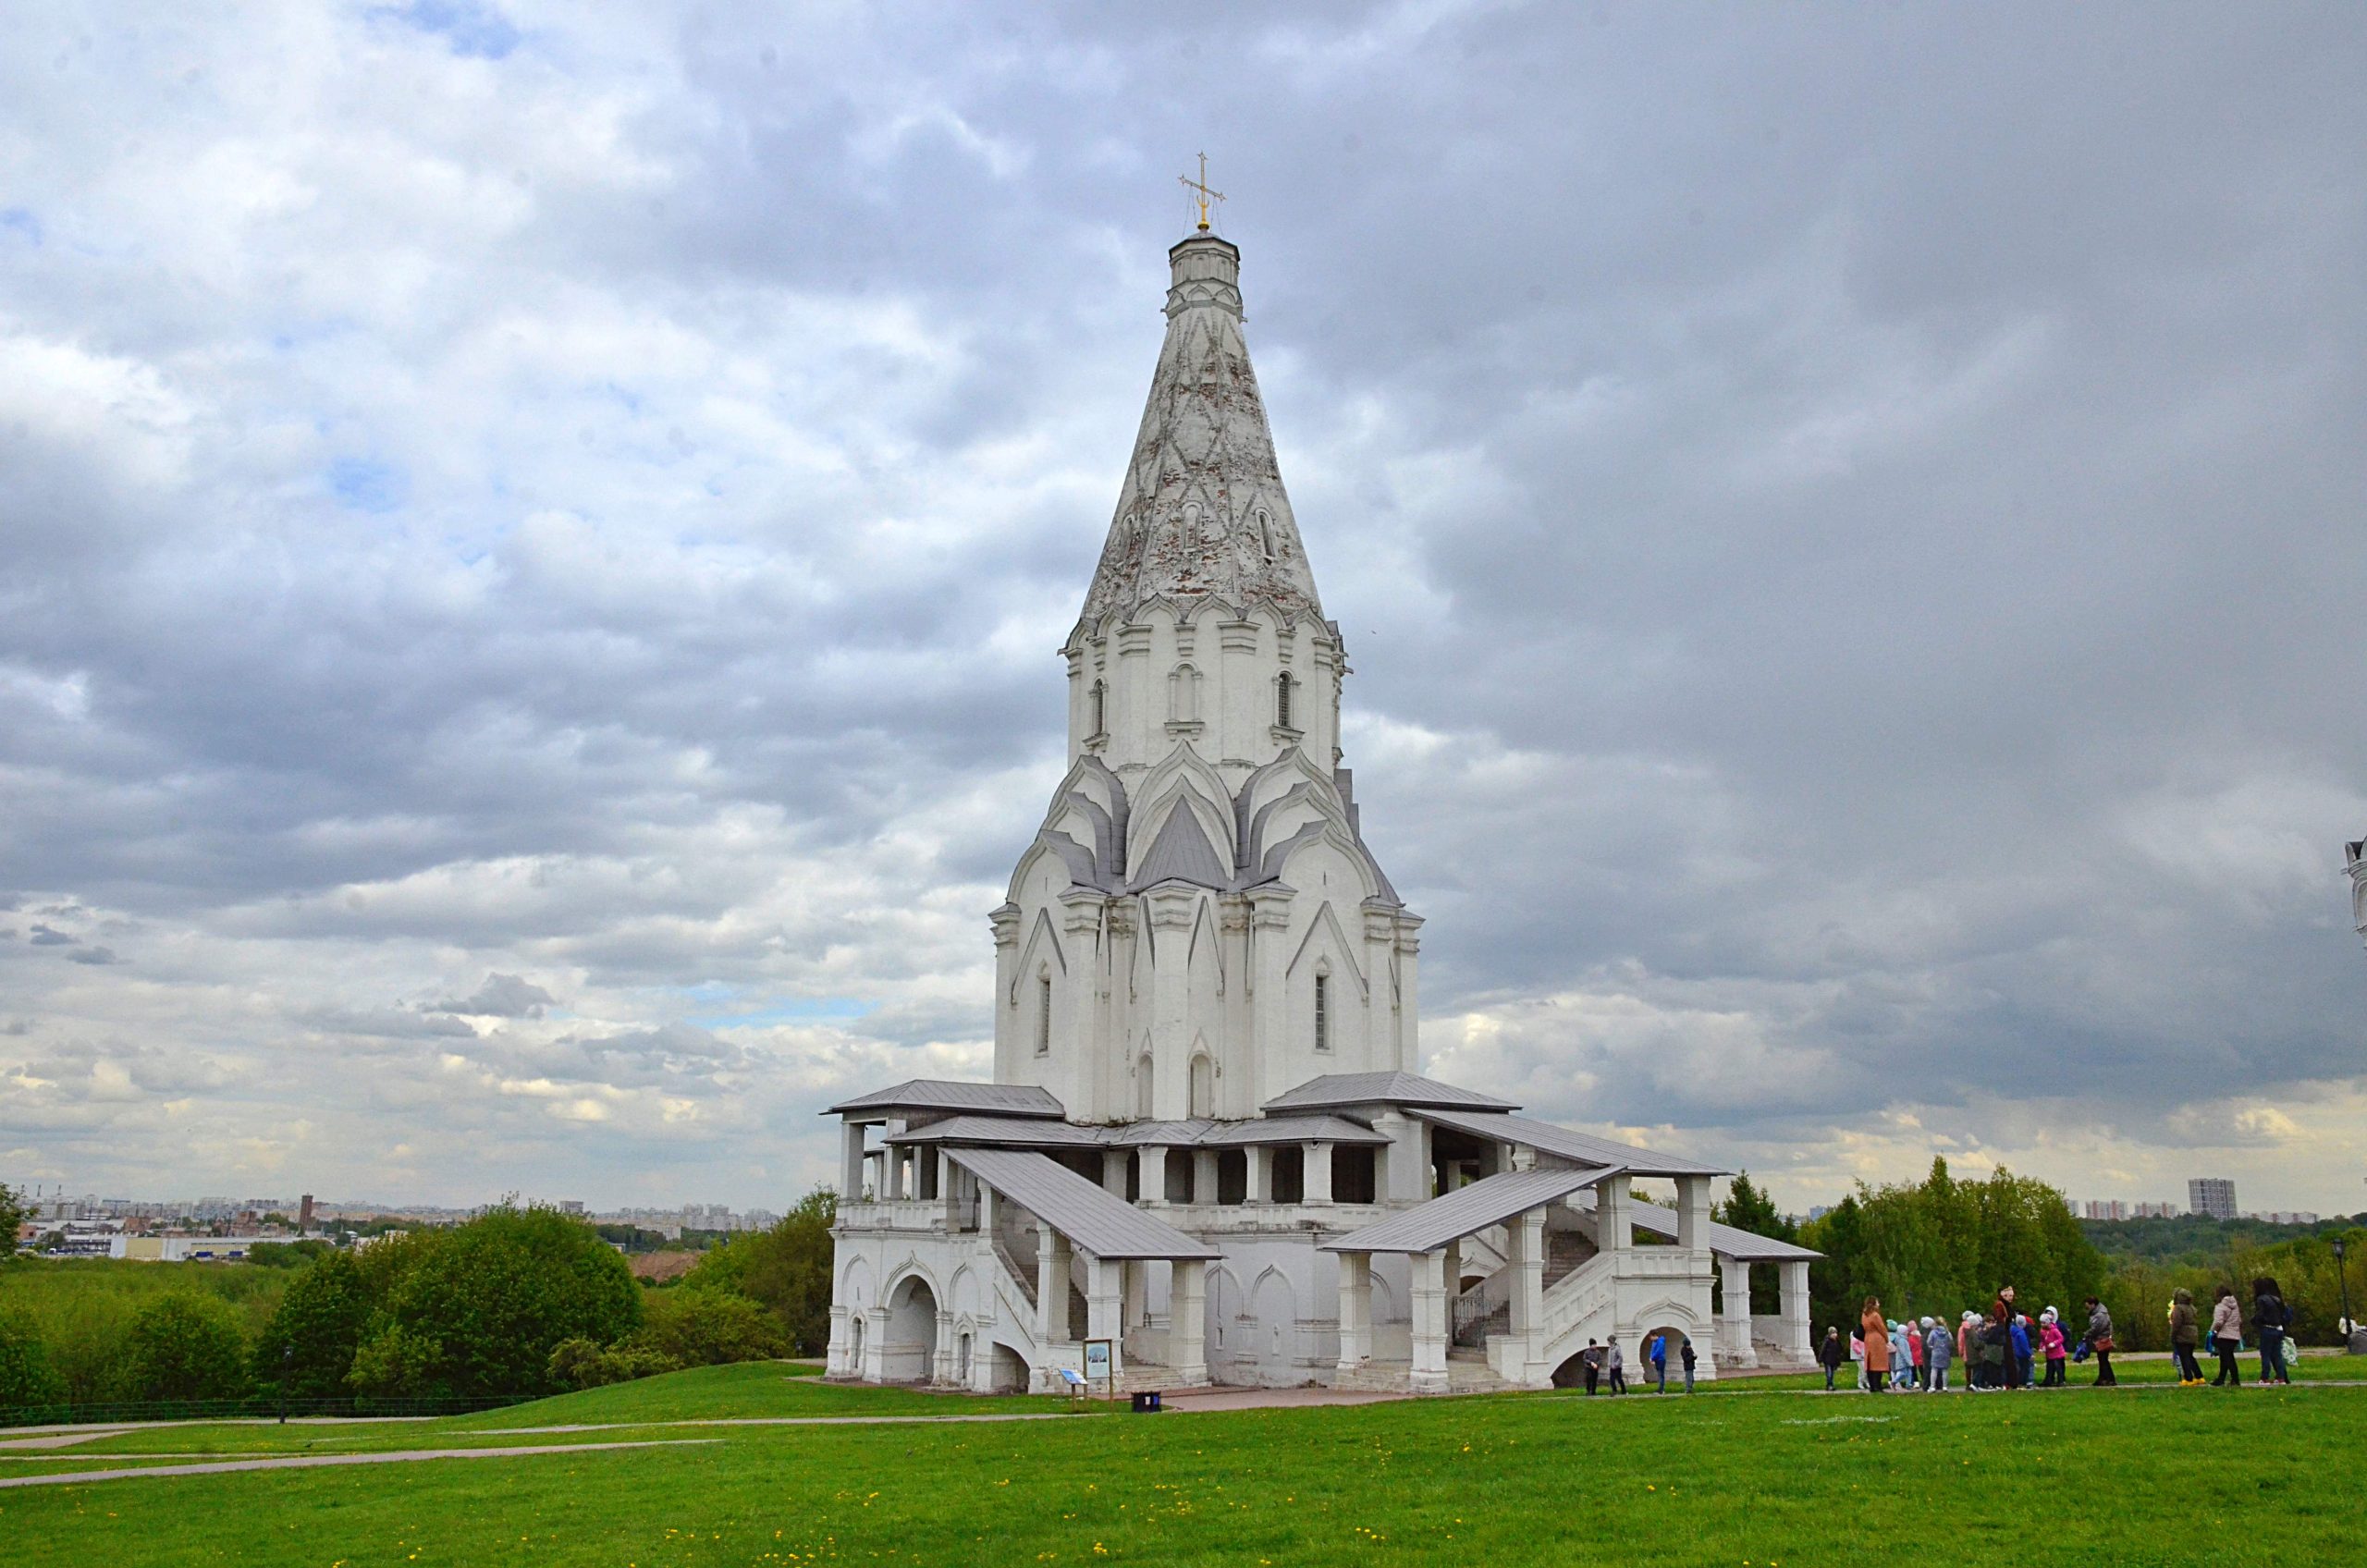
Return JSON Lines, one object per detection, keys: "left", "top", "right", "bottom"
{"left": 824, "top": 227, "right": 1816, "bottom": 1395}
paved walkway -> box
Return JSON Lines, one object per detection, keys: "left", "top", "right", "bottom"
{"left": 480, "top": 1413, "right": 1082, "bottom": 1434}
{"left": 0, "top": 1439, "right": 718, "bottom": 1490}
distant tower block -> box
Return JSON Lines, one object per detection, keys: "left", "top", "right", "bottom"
{"left": 299, "top": 1193, "right": 314, "bottom": 1231}
{"left": 2188, "top": 1178, "right": 2236, "bottom": 1221}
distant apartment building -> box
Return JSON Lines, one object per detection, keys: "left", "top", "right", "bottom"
{"left": 2250, "top": 1211, "right": 2320, "bottom": 1226}
{"left": 2133, "top": 1202, "right": 2179, "bottom": 1219}
{"left": 2082, "top": 1200, "right": 2129, "bottom": 1220}
{"left": 2189, "top": 1178, "right": 2238, "bottom": 1220}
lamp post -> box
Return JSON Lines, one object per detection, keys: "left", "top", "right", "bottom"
{"left": 279, "top": 1341, "right": 293, "bottom": 1424}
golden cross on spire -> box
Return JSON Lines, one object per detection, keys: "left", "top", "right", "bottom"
{"left": 1178, "top": 152, "right": 1224, "bottom": 233}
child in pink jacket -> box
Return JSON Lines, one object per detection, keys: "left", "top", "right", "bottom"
{"left": 2038, "top": 1310, "right": 2068, "bottom": 1387}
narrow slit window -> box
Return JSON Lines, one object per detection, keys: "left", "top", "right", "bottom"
{"left": 1257, "top": 508, "right": 1275, "bottom": 561}
{"left": 1314, "top": 972, "right": 1330, "bottom": 1053}
{"left": 1276, "top": 672, "right": 1293, "bottom": 729}
{"left": 1089, "top": 680, "right": 1106, "bottom": 736}
{"left": 1036, "top": 974, "right": 1052, "bottom": 1056}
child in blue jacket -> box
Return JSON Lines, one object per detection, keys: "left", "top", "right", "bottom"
{"left": 2009, "top": 1315, "right": 2033, "bottom": 1390}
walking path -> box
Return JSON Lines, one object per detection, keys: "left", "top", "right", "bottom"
{"left": 0, "top": 1439, "right": 718, "bottom": 1491}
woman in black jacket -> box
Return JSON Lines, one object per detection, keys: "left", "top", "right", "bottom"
{"left": 2251, "top": 1276, "right": 2292, "bottom": 1386}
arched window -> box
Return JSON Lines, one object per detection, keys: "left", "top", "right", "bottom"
{"left": 1035, "top": 972, "right": 1052, "bottom": 1057}
{"left": 1257, "top": 508, "right": 1275, "bottom": 561}
{"left": 1275, "top": 672, "right": 1294, "bottom": 729}
{"left": 1189, "top": 1054, "right": 1214, "bottom": 1119}
{"left": 1313, "top": 970, "right": 1331, "bottom": 1053}
{"left": 1089, "top": 679, "right": 1107, "bottom": 737}
{"left": 1135, "top": 1051, "right": 1155, "bottom": 1120}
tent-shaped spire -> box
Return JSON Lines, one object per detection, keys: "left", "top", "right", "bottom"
{"left": 1077, "top": 234, "right": 1324, "bottom": 632}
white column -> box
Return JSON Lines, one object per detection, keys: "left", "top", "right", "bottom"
{"left": 1140, "top": 1145, "right": 1171, "bottom": 1207}
{"left": 1511, "top": 1211, "right": 1545, "bottom": 1340}
{"left": 1170, "top": 1258, "right": 1209, "bottom": 1386}
{"left": 1305, "top": 1142, "right": 1333, "bottom": 1204}
{"left": 1717, "top": 1256, "right": 1758, "bottom": 1367}
{"left": 1246, "top": 1145, "right": 1272, "bottom": 1205}
{"left": 1193, "top": 1148, "right": 1220, "bottom": 1205}
{"left": 1038, "top": 1226, "right": 1073, "bottom": 1346}
{"left": 1779, "top": 1259, "right": 1813, "bottom": 1364}
{"left": 1676, "top": 1173, "right": 1711, "bottom": 1251}
{"left": 1335, "top": 1251, "right": 1373, "bottom": 1372}
{"left": 826, "top": 1305, "right": 851, "bottom": 1375}
{"left": 1101, "top": 1148, "right": 1131, "bottom": 1198}
{"left": 840, "top": 1121, "right": 867, "bottom": 1199}
{"left": 886, "top": 1146, "right": 907, "bottom": 1201}
{"left": 1410, "top": 1249, "right": 1449, "bottom": 1393}
{"left": 1086, "top": 1253, "right": 1122, "bottom": 1350}
{"left": 1597, "top": 1174, "right": 1631, "bottom": 1256}
{"left": 861, "top": 1306, "right": 889, "bottom": 1381}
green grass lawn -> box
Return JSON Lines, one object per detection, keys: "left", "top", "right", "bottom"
{"left": 4, "top": 1362, "right": 2361, "bottom": 1566}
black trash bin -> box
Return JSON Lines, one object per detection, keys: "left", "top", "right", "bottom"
{"left": 1130, "top": 1390, "right": 1163, "bottom": 1413}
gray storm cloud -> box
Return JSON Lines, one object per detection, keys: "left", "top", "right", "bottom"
{"left": 0, "top": 1, "right": 2361, "bottom": 1210}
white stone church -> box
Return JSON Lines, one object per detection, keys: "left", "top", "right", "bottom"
{"left": 825, "top": 224, "right": 1817, "bottom": 1395}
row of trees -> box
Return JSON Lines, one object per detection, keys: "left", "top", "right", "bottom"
{"left": 1722, "top": 1161, "right": 2363, "bottom": 1352}
{"left": 1, "top": 1190, "right": 840, "bottom": 1412}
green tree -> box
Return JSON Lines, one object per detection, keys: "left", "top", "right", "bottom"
{"left": 252, "top": 1251, "right": 372, "bottom": 1398}
{"left": 350, "top": 1206, "right": 641, "bottom": 1398}
{"left": 123, "top": 1293, "right": 250, "bottom": 1403}
{"left": 678, "top": 1189, "right": 837, "bottom": 1353}
{"left": 0, "top": 1307, "right": 67, "bottom": 1409}
{"left": 0, "top": 1181, "right": 28, "bottom": 1259}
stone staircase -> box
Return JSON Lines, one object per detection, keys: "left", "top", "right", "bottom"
{"left": 1453, "top": 1231, "right": 1599, "bottom": 1347}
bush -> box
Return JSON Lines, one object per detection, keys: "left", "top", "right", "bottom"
{"left": 350, "top": 1206, "right": 642, "bottom": 1398}
{"left": 546, "top": 1337, "right": 681, "bottom": 1390}
{"left": 634, "top": 1290, "right": 790, "bottom": 1367}
{"left": 0, "top": 1308, "right": 67, "bottom": 1409}
{"left": 123, "top": 1293, "right": 250, "bottom": 1402}
{"left": 253, "top": 1251, "right": 372, "bottom": 1397}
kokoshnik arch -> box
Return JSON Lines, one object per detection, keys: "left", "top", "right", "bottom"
{"left": 822, "top": 222, "right": 1821, "bottom": 1395}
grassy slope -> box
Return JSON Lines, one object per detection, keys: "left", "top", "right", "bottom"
{"left": 4, "top": 1366, "right": 2364, "bottom": 1566}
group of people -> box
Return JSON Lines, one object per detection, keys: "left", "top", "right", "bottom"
{"left": 1572, "top": 1330, "right": 1697, "bottom": 1395}
{"left": 1817, "top": 1276, "right": 2300, "bottom": 1392}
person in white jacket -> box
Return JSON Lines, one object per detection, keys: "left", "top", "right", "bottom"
{"left": 2208, "top": 1284, "right": 2244, "bottom": 1386}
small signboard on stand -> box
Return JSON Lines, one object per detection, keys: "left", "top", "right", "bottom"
{"left": 1083, "top": 1337, "right": 1116, "bottom": 1401}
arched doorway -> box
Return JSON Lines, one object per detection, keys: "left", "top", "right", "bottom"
{"left": 882, "top": 1274, "right": 939, "bottom": 1382}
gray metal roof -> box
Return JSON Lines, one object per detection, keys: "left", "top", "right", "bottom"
{"left": 885, "top": 1115, "right": 1109, "bottom": 1148}
{"left": 823, "top": 1080, "right": 1065, "bottom": 1121}
{"left": 1194, "top": 1114, "right": 1389, "bottom": 1147}
{"left": 884, "top": 1113, "right": 1388, "bottom": 1150}
{"left": 1262, "top": 1072, "right": 1519, "bottom": 1114}
{"left": 945, "top": 1146, "right": 1220, "bottom": 1261}
{"left": 1628, "top": 1199, "right": 1822, "bottom": 1262}
{"left": 1128, "top": 805, "right": 1231, "bottom": 893}
{"left": 1104, "top": 1118, "right": 1219, "bottom": 1147}
{"left": 1320, "top": 1166, "right": 1612, "bottom": 1256}
{"left": 1414, "top": 1107, "right": 1728, "bottom": 1178}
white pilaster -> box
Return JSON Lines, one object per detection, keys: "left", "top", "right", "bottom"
{"left": 1305, "top": 1142, "right": 1333, "bottom": 1204}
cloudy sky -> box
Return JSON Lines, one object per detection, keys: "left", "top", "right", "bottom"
{"left": 3, "top": 2, "right": 2362, "bottom": 1216}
